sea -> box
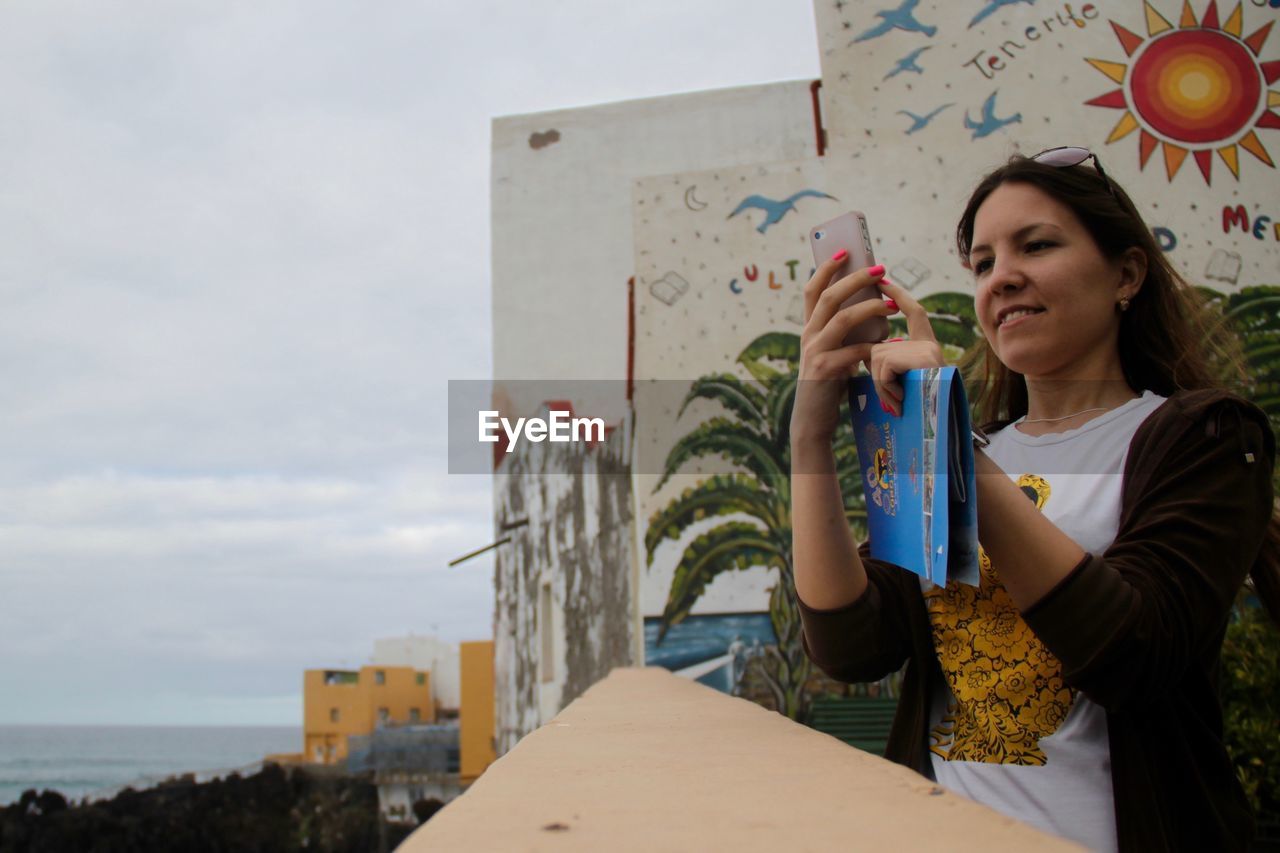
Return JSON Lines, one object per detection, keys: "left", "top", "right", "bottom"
{"left": 0, "top": 725, "right": 302, "bottom": 806}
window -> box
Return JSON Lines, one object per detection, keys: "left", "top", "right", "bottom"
{"left": 415, "top": 673, "right": 425, "bottom": 686}
{"left": 540, "top": 581, "right": 555, "bottom": 683}
{"left": 375, "top": 670, "right": 386, "bottom": 685}
{"left": 324, "top": 670, "right": 358, "bottom": 686}
{"left": 329, "top": 708, "right": 340, "bottom": 723}
{"left": 409, "top": 708, "right": 421, "bottom": 723}
{"left": 377, "top": 707, "right": 389, "bottom": 725}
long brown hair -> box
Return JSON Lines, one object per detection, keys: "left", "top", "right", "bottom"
{"left": 955, "top": 154, "right": 1280, "bottom": 622}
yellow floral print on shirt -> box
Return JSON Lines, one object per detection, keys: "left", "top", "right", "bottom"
{"left": 925, "top": 474, "right": 1075, "bottom": 765}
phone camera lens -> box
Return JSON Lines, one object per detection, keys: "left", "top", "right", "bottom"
{"left": 814, "top": 230, "right": 825, "bottom": 240}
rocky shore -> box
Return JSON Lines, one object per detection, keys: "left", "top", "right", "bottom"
{"left": 0, "top": 762, "right": 434, "bottom": 853}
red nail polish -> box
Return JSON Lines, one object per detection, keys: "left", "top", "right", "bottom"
{"left": 887, "top": 337, "right": 904, "bottom": 342}
{"left": 831, "top": 249, "right": 848, "bottom": 262}
{"left": 884, "top": 298, "right": 899, "bottom": 312}
{"left": 880, "top": 401, "right": 890, "bottom": 413}
{"left": 868, "top": 264, "right": 885, "bottom": 277}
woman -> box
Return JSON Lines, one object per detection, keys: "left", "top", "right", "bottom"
{"left": 790, "top": 150, "right": 1278, "bottom": 852}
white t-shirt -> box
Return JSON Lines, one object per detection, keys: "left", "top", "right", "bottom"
{"left": 925, "top": 391, "right": 1166, "bottom": 852}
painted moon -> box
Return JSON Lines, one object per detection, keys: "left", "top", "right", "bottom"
{"left": 684, "top": 185, "right": 708, "bottom": 211}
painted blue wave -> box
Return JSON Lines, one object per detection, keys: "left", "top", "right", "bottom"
{"left": 643, "top": 612, "right": 775, "bottom": 671}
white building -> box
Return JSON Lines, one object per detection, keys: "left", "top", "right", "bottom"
{"left": 488, "top": 80, "right": 820, "bottom": 751}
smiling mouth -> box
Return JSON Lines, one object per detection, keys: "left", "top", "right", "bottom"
{"left": 998, "top": 308, "right": 1045, "bottom": 328}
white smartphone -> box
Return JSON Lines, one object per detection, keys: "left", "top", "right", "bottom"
{"left": 808, "top": 211, "right": 890, "bottom": 345}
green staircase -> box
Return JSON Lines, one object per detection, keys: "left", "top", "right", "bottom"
{"left": 808, "top": 696, "right": 898, "bottom": 756}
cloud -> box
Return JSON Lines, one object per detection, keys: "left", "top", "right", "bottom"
{"left": 0, "top": 0, "right": 818, "bottom": 725}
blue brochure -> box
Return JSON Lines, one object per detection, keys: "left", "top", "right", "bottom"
{"left": 847, "top": 367, "right": 980, "bottom": 588}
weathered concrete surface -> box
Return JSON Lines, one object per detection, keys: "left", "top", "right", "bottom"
{"left": 493, "top": 417, "right": 635, "bottom": 756}
{"left": 401, "top": 668, "right": 1081, "bottom": 852}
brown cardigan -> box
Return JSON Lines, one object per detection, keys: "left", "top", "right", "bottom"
{"left": 799, "top": 389, "right": 1275, "bottom": 852}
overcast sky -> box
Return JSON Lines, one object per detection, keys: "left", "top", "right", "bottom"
{"left": 0, "top": 1, "right": 819, "bottom": 725}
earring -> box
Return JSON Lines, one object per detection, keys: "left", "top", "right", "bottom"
{"left": 1118, "top": 296, "right": 1131, "bottom": 312}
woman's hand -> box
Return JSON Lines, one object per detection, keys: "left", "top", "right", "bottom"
{"left": 867, "top": 278, "right": 944, "bottom": 416}
{"left": 792, "top": 255, "right": 897, "bottom": 444}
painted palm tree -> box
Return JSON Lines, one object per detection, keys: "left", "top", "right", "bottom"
{"left": 646, "top": 294, "right": 980, "bottom": 721}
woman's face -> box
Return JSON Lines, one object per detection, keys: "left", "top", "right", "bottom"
{"left": 969, "top": 181, "right": 1140, "bottom": 381}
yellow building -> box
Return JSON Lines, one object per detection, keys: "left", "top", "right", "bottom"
{"left": 459, "top": 640, "right": 496, "bottom": 782}
{"left": 303, "top": 665, "right": 433, "bottom": 765}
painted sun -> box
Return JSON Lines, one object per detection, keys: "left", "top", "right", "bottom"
{"left": 1084, "top": 1, "right": 1280, "bottom": 184}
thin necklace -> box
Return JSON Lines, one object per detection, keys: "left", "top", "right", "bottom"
{"left": 1021, "top": 406, "right": 1109, "bottom": 424}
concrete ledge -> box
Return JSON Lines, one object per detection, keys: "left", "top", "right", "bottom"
{"left": 401, "top": 668, "right": 1079, "bottom": 851}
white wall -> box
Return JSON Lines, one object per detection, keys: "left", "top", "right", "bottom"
{"left": 491, "top": 81, "right": 819, "bottom": 426}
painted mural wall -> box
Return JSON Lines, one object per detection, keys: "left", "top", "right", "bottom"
{"left": 633, "top": 157, "right": 875, "bottom": 720}
{"left": 492, "top": 410, "right": 635, "bottom": 756}
{"left": 814, "top": 0, "right": 1280, "bottom": 290}
{"left": 632, "top": 0, "right": 1279, "bottom": 721}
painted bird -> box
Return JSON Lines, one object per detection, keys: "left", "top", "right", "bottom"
{"left": 898, "top": 103, "right": 954, "bottom": 134}
{"left": 969, "top": 0, "right": 1037, "bottom": 29}
{"left": 884, "top": 46, "right": 932, "bottom": 80}
{"left": 727, "top": 190, "right": 836, "bottom": 234}
{"left": 964, "top": 91, "right": 1022, "bottom": 139}
{"left": 853, "top": 0, "right": 938, "bottom": 43}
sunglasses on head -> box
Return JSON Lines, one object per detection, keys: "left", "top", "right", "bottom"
{"left": 1031, "top": 146, "right": 1118, "bottom": 198}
